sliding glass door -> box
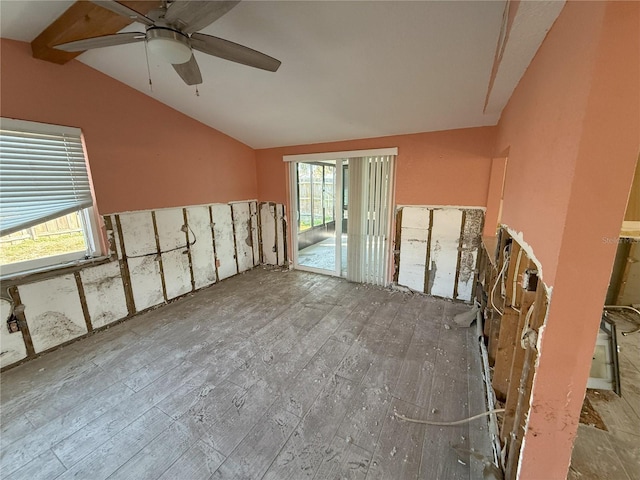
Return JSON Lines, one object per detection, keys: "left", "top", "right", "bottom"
{"left": 288, "top": 148, "right": 396, "bottom": 285}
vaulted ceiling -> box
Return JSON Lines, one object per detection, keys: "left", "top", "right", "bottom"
{"left": 0, "top": 1, "right": 564, "bottom": 149}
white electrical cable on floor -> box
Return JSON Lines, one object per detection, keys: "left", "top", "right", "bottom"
{"left": 394, "top": 408, "right": 506, "bottom": 426}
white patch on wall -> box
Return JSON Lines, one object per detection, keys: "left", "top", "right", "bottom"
{"left": 0, "top": 299, "right": 27, "bottom": 368}
{"left": 187, "top": 206, "right": 216, "bottom": 289}
{"left": 457, "top": 209, "right": 484, "bottom": 301}
{"left": 128, "top": 256, "right": 164, "bottom": 311}
{"left": 211, "top": 204, "right": 237, "bottom": 280}
{"left": 396, "top": 206, "right": 483, "bottom": 301}
{"left": 19, "top": 275, "right": 87, "bottom": 353}
{"left": 162, "top": 250, "right": 192, "bottom": 299}
{"left": 80, "top": 262, "right": 128, "bottom": 329}
{"left": 232, "top": 202, "right": 254, "bottom": 273}
{"left": 429, "top": 209, "right": 463, "bottom": 298}
{"left": 250, "top": 202, "right": 260, "bottom": 267}
{"left": 118, "top": 211, "right": 157, "bottom": 257}
{"left": 260, "top": 203, "right": 277, "bottom": 265}
{"left": 397, "top": 207, "right": 430, "bottom": 292}
{"left": 155, "top": 208, "right": 192, "bottom": 299}
{"left": 276, "top": 204, "right": 286, "bottom": 266}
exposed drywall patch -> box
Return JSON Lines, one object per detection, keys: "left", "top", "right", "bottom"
{"left": 232, "top": 202, "right": 253, "bottom": 273}
{"left": 397, "top": 207, "right": 430, "bottom": 292}
{"left": 276, "top": 204, "right": 287, "bottom": 266}
{"left": 186, "top": 206, "right": 216, "bottom": 289}
{"left": 119, "top": 211, "right": 157, "bottom": 257}
{"left": 260, "top": 203, "right": 277, "bottom": 265}
{"left": 80, "top": 262, "right": 128, "bottom": 329}
{"left": 154, "top": 208, "right": 188, "bottom": 251}
{"left": 162, "top": 250, "right": 192, "bottom": 300}
{"left": 456, "top": 209, "right": 484, "bottom": 301}
{"left": 18, "top": 275, "right": 87, "bottom": 353}
{"left": 0, "top": 299, "right": 27, "bottom": 368}
{"left": 107, "top": 215, "right": 123, "bottom": 259}
{"left": 128, "top": 256, "right": 164, "bottom": 311}
{"left": 211, "top": 203, "right": 238, "bottom": 280}
{"left": 430, "top": 208, "right": 463, "bottom": 298}
{"left": 250, "top": 201, "right": 260, "bottom": 266}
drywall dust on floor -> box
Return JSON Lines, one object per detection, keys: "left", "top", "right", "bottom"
{"left": 0, "top": 299, "right": 27, "bottom": 368}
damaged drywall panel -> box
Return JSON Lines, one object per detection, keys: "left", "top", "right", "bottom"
{"left": 0, "top": 299, "right": 27, "bottom": 368}
{"left": 18, "top": 275, "right": 87, "bottom": 353}
{"left": 232, "top": 202, "right": 254, "bottom": 273}
{"left": 429, "top": 208, "right": 463, "bottom": 298}
{"left": 118, "top": 211, "right": 157, "bottom": 257}
{"left": 397, "top": 207, "right": 430, "bottom": 292}
{"left": 211, "top": 203, "right": 238, "bottom": 280}
{"left": 161, "top": 249, "right": 192, "bottom": 300}
{"left": 155, "top": 208, "right": 192, "bottom": 300}
{"left": 79, "top": 262, "right": 128, "bottom": 329}
{"left": 118, "top": 211, "right": 164, "bottom": 311}
{"left": 250, "top": 201, "right": 260, "bottom": 266}
{"left": 261, "top": 203, "right": 278, "bottom": 265}
{"left": 127, "top": 256, "right": 164, "bottom": 312}
{"left": 456, "top": 209, "right": 484, "bottom": 301}
{"left": 276, "top": 204, "right": 287, "bottom": 266}
{"left": 186, "top": 206, "right": 216, "bottom": 289}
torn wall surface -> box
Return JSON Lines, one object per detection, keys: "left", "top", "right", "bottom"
{"left": 0, "top": 200, "right": 287, "bottom": 370}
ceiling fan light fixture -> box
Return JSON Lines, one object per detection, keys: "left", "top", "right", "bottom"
{"left": 146, "top": 27, "right": 192, "bottom": 64}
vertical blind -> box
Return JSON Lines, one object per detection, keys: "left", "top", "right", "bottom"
{"left": 0, "top": 119, "right": 93, "bottom": 237}
{"left": 347, "top": 155, "right": 395, "bottom": 286}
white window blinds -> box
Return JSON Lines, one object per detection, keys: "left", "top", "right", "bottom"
{"left": 0, "top": 118, "right": 93, "bottom": 237}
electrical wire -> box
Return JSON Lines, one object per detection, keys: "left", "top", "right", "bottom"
{"left": 394, "top": 408, "right": 506, "bottom": 426}
{"left": 511, "top": 249, "right": 523, "bottom": 313}
{"left": 520, "top": 302, "right": 536, "bottom": 349}
{"left": 490, "top": 246, "right": 510, "bottom": 315}
{"left": 126, "top": 225, "right": 197, "bottom": 259}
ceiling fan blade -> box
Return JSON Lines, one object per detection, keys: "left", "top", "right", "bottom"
{"left": 190, "top": 33, "right": 281, "bottom": 72}
{"left": 54, "top": 32, "right": 145, "bottom": 52}
{"left": 164, "top": 1, "right": 240, "bottom": 34}
{"left": 172, "top": 54, "right": 203, "bottom": 86}
{"left": 90, "top": 0, "right": 155, "bottom": 26}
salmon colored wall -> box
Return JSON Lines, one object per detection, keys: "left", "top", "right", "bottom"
{"left": 495, "top": 1, "right": 639, "bottom": 479}
{"left": 256, "top": 127, "right": 497, "bottom": 207}
{"left": 0, "top": 39, "right": 257, "bottom": 214}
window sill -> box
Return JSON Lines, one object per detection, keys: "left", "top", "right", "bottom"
{"left": 1, "top": 255, "right": 113, "bottom": 286}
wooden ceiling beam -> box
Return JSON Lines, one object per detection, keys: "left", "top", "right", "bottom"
{"left": 31, "top": 1, "right": 159, "bottom": 64}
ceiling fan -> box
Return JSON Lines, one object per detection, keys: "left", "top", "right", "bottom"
{"left": 54, "top": 0, "right": 281, "bottom": 86}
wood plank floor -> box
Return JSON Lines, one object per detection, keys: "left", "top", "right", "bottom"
{"left": 1, "top": 267, "right": 493, "bottom": 480}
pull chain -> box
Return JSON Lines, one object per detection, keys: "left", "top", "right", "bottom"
{"left": 144, "top": 41, "right": 153, "bottom": 92}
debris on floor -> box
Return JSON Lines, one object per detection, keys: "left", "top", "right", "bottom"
{"left": 453, "top": 304, "right": 480, "bottom": 327}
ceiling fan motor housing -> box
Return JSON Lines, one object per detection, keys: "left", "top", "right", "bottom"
{"left": 146, "top": 27, "right": 192, "bottom": 64}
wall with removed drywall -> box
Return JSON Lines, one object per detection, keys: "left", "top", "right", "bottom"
{"left": 0, "top": 39, "right": 257, "bottom": 214}
{"left": 493, "top": 2, "right": 640, "bottom": 478}
{"left": 1, "top": 201, "right": 287, "bottom": 369}
{"left": 395, "top": 207, "right": 484, "bottom": 301}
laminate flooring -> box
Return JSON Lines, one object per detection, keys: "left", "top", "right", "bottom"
{"left": 0, "top": 267, "right": 493, "bottom": 480}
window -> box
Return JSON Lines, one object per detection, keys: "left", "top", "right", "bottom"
{"left": 0, "top": 118, "right": 102, "bottom": 276}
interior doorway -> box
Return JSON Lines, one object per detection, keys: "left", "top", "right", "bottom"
{"left": 288, "top": 149, "right": 397, "bottom": 286}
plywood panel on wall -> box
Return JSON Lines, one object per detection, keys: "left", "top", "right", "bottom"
{"left": 80, "top": 262, "right": 128, "bottom": 329}
{"left": 187, "top": 206, "right": 216, "bottom": 289}
{"left": 0, "top": 299, "right": 27, "bottom": 368}
{"left": 397, "top": 207, "right": 430, "bottom": 292}
{"left": 211, "top": 204, "right": 238, "bottom": 280}
{"left": 232, "top": 202, "right": 254, "bottom": 273}
{"left": 19, "top": 275, "right": 87, "bottom": 353}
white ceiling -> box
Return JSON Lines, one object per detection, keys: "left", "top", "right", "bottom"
{"left": 0, "top": 1, "right": 563, "bottom": 149}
